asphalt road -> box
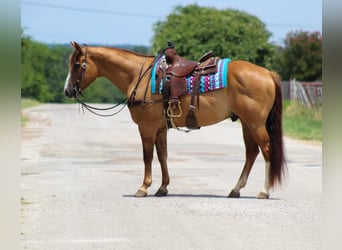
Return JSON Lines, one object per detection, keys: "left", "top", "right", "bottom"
{"left": 21, "top": 104, "right": 322, "bottom": 250}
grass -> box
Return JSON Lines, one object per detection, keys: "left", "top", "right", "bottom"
{"left": 21, "top": 98, "right": 40, "bottom": 125}
{"left": 21, "top": 98, "right": 40, "bottom": 109}
{"left": 21, "top": 197, "right": 31, "bottom": 205}
{"left": 282, "top": 100, "right": 322, "bottom": 141}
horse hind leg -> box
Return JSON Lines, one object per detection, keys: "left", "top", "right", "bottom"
{"left": 258, "top": 161, "right": 271, "bottom": 199}
{"left": 228, "top": 122, "right": 259, "bottom": 198}
{"left": 250, "top": 125, "right": 272, "bottom": 199}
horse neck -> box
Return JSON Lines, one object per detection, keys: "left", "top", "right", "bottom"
{"left": 88, "top": 47, "right": 152, "bottom": 95}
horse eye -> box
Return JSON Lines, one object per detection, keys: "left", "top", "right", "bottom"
{"left": 73, "top": 63, "right": 80, "bottom": 69}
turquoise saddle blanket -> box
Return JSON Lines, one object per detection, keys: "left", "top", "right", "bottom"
{"left": 151, "top": 58, "right": 231, "bottom": 94}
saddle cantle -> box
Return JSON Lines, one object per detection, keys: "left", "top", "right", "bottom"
{"left": 156, "top": 42, "right": 221, "bottom": 129}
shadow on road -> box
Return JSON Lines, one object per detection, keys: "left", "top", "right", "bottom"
{"left": 123, "top": 194, "right": 280, "bottom": 200}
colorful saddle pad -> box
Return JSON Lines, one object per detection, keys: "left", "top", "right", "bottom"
{"left": 151, "top": 58, "right": 231, "bottom": 94}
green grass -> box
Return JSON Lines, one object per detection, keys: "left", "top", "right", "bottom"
{"left": 21, "top": 197, "right": 31, "bottom": 205}
{"left": 21, "top": 98, "right": 40, "bottom": 125}
{"left": 282, "top": 100, "right": 322, "bottom": 141}
{"left": 21, "top": 98, "right": 40, "bottom": 109}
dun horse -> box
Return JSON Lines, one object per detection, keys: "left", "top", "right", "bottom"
{"left": 64, "top": 41, "right": 286, "bottom": 199}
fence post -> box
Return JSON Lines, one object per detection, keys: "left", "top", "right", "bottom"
{"left": 290, "top": 79, "right": 313, "bottom": 109}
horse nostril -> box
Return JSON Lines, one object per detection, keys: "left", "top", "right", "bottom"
{"left": 65, "top": 89, "right": 74, "bottom": 98}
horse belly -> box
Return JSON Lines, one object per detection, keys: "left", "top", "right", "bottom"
{"left": 175, "top": 89, "right": 231, "bottom": 127}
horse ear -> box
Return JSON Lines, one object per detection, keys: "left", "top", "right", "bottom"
{"left": 70, "top": 41, "right": 82, "bottom": 54}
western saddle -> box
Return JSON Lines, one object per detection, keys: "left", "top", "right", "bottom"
{"left": 156, "top": 42, "right": 220, "bottom": 129}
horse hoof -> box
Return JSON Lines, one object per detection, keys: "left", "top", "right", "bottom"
{"left": 135, "top": 189, "right": 147, "bottom": 198}
{"left": 228, "top": 190, "right": 240, "bottom": 198}
{"left": 257, "top": 192, "right": 269, "bottom": 199}
{"left": 155, "top": 187, "right": 168, "bottom": 197}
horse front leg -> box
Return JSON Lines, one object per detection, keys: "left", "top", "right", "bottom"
{"left": 135, "top": 126, "right": 157, "bottom": 197}
{"left": 154, "top": 127, "right": 169, "bottom": 196}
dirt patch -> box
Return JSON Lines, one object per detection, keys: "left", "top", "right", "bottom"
{"left": 22, "top": 128, "right": 43, "bottom": 140}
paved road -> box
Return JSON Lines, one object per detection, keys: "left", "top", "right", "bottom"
{"left": 21, "top": 104, "right": 322, "bottom": 250}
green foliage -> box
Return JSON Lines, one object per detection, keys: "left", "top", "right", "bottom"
{"left": 283, "top": 100, "right": 322, "bottom": 140}
{"left": 274, "top": 31, "right": 322, "bottom": 81}
{"left": 21, "top": 31, "right": 73, "bottom": 102}
{"left": 152, "top": 5, "right": 275, "bottom": 67}
{"left": 129, "top": 45, "right": 151, "bottom": 55}
{"left": 45, "top": 45, "right": 73, "bottom": 102}
{"left": 21, "top": 34, "right": 54, "bottom": 102}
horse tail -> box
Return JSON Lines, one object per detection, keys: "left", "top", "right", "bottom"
{"left": 267, "top": 72, "right": 286, "bottom": 187}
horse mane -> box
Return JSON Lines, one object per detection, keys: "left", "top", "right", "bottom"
{"left": 90, "top": 45, "right": 155, "bottom": 59}
{"left": 115, "top": 47, "right": 155, "bottom": 58}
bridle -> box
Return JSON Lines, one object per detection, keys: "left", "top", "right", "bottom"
{"left": 73, "top": 46, "right": 88, "bottom": 98}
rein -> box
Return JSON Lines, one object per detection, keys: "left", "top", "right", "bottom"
{"left": 76, "top": 96, "right": 127, "bottom": 117}
{"left": 127, "top": 53, "right": 165, "bottom": 106}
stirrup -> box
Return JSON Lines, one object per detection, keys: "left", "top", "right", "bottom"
{"left": 167, "top": 101, "right": 182, "bottom": 118}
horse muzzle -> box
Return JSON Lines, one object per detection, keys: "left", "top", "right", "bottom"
{"left": 64, "top": 81, "right": 83, "bottom": 98}
{"left": 64, "top": 87, "right": 77, "bottom": 98}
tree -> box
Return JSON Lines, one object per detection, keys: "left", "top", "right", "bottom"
{"left": 21, "top": 33, "right": 53, "bottom": 101}
{"left": 152, "top": 5, "right": 275, "bottom": 67}
{"left": 43, "top": 45, "right": 73, "bottom": 102}
{"left": 274, "top": 31, "right": 322, "bottom": 81}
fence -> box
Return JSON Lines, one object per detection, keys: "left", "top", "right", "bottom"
{"left": 281, "top": 80, "right": 322, "bottom": 109}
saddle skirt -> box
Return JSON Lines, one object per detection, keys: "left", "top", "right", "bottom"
{"left": 151, "top": 57, "right": 231, "bottom": 95}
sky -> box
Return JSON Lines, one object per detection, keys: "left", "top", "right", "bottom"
{"left": 21, "top": 0, "right": 322, "bottom": 47}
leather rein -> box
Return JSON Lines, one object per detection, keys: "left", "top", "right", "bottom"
{"left": 74, "top": 46, "right": 166, "bottom": 117}
{"left": 127, "top": 53, "right": 167, "bottom": 107}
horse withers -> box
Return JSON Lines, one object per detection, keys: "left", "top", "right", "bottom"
{"left": 64, "top": 41, "right": 286, "bottom": 199}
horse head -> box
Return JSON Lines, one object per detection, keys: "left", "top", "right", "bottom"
{"left": 64, "top": 41, "right": 97, "bottom": 98}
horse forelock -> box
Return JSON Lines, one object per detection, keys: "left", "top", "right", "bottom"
{"left": 70, "top": 49, "right": 82, "bottom": 65}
